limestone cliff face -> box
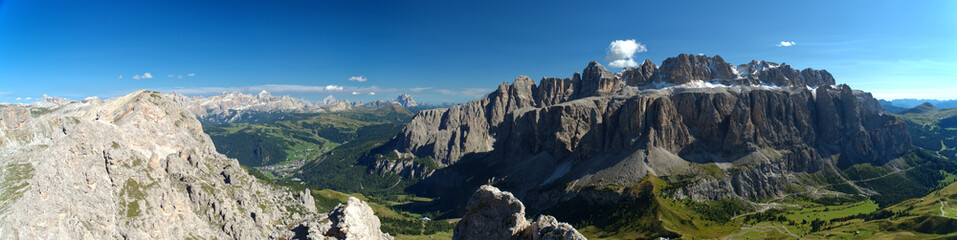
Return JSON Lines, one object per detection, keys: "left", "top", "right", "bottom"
{"left": 0, "top": 90, "right": 315, "bottom": 239}
{"left": 376, "top": 55, "right": 911, "bottom": 209}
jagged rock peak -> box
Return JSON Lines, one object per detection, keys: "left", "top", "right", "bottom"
{"left": 323, "top": 95, "right": 339, "bottom": 105}
{"left": 393, "top": 94, "right": 418, "bottom": 108}
{"left": 452, "top": 185, "right": 585, "bottom": 240}
{"left": 619, "top": 59, "right": 658, "bottom": 86}
{"left": 582, "top": 61, "right": 612, "bottom": 82}
{"left": 656, "top": 53, "right": 737, "bottom": 84}
{"left": 579, "top": 61, "right": 621, "bottom": 97}
{"left": 257, "top": 90, "right": 273, "bottom": 99}
{"left": 30, "top": 94, "right": 71, "bottom": 107}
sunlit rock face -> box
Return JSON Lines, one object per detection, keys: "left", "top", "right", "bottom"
{"left": 0, "top": 90, "right": 316, "bottom": 239}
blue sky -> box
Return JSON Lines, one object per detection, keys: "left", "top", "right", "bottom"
{"left": 1, "top": 0, "right": 955, "bottom": 103}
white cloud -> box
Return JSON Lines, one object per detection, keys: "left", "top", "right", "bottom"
{"left": 462, "top": 88, "right": 490, "bottom": 97}
{"left": 349, "top": 76, "right": 368, "bottom": 82}
{"left": 118, "top": 75, "right": 123, "bottom": 79}
{"left": 605, "top": 39, "right": 646, "bottom": 68}
{"left": 16, "top": 97, "right": 22, "bottom": 101}
{"left": 409, "top": 87, "right": 431, "bottom": 92}
{"left": 435, "top": 88, "right": 490, "bottom": 97}
{"left": 325, "top": 85, "right": 344, "bottom": 91}
{"left": 352, "top": 91, "right": 359, "bottom": 95}
{"left": 178, "top": 75, "right": 183, "bottom": 79}
{"left": 168, "top": 74, "right": 175, "bottom": 78}
{"left": 368, "top": 92, "right": 376, "bottom": 95}
{"left": 777, "top": 41, "right": 796, "bottom": 47}
{"left": 187, "top": 73, "right": 195, "bottom": 77}
{"left": 25, "top": 97, "right": 32, "bottom": 100}
{"left": 132, "top": 72, "right": 153, "bottom": 80}
{"left": 608, "top": 59, "right": 638, "bottom": 68}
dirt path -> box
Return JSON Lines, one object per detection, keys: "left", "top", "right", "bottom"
{"left": 942, "top": 200, "right": 949, "bottom": 217}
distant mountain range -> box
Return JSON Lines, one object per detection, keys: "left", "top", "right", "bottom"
{"left": 168, "top": 91, "right": 450, "bottom": 124}
{"left": 880, "top": 99, "right": 957, "bottom": 113}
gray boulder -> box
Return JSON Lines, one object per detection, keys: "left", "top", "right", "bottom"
{"left": 274, "top": 197, "right": 393, "bottom": 240}
{"left": 453, "top": 185, "right": 585, "bottom": 240}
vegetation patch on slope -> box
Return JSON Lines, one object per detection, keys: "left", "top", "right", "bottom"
{"left": 544, "top": 176, "right": 746, "bottom": 239}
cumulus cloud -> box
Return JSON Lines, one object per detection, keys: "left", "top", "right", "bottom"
{"left": 118, "top": 75, "right": 123, "bottom": 79}
{"left": 16, "top": 97, "right": 22, "bottom": 101}
{"left": 777, "top": 41, "right": 796, "bottom": 47}
{"left": 352, "top": 91, "right": 359, "bottom": 95}
{"left": 132, "top": 72, "right": 153, "bottom": 80}
{"left": 368, "top": 92, "right": 376, "bottom": 95}
{"left": 349, "top": 76, "right": 368, "bottom": 82}
{"left": 606, "top": 39, "right": 647, "bottom": 68}
{"left": 168, "top": 74, "right": 175, "bottom": 78}
{"left": 325, "top": 85, "right": 344, "bottom": 91}
{"left": 187, "top": 73, "right": 195, "bottom": 77}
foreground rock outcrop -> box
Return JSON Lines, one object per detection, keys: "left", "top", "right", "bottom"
{"left": 273, "top": 197, "right": 393, "bottom": 240}
{"left": 453, "top": 185, "right": 585, "bottom": 240}
{"left": 0, "top": 90, "right": 316, "bottom": 239}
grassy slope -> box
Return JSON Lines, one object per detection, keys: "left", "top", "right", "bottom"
{"left": 725, "top": 160, "right": 957, "bottom": 239}
{"left": 545, "top": 176, "right": 744, "bottom": 240}
{"left": 540, "top": 148, "right": 957, "bottom": 239}
{"left": 894, "top": 106, "right": 957, "bottom": 160}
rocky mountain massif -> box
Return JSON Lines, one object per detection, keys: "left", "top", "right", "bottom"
{"left": 373, "top": 54, "right": 917, "bottom": 214}
{"left": 0, "top": 91, "right": 323, "bottom": 239}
